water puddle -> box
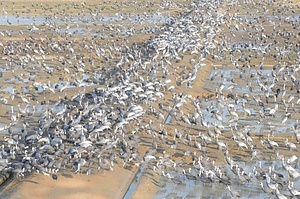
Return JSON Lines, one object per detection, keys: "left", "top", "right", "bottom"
{"left": 0, "top": 124, "right": 23, "bottom": 135}
{"left": 0, "top": 123, "right": 10, "bottom": 133}
{"left": 33, "top": 103, "right": 65, "bottom": 115}
{"left": 0, "top": 86, "right": 14, "bottom": 94}
{"left": 165, "top": 115, "right": 172, "bottom": 125}
{"left": 287, "top": 14, "right": 300, "bottom": 22}
{"left": 155, "top": 160, "right": 300, "bottom": 198}
{"left": 175, "top": 67, "right": 300, "bottom": 134}
{"left": 0, "top": 14, "right": 169, "bottom": 26}
{"left": 123, "top": 166, "right": 145, "bottom": 199}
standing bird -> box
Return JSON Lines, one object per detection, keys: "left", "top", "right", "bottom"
{"left": 275, "top": 189, "right": 288, "bottom": 199}
{"left": 285, "top": 138, "right": 297, "bottom": 151}
{"left": 10, "top": 87, "right": 15, "bottom": 101}
{"left": 233, "top": 137, "right": 248, "bottom": 151}
{"left": 52, "top": 173, "right": 58, "bottom": 180}
{"left": 194, "top": 136, "right": 202, "bottom": 151}
{"left": 20, "top": 95, "right": 30, "bottom": 104}
{"left": 281, "top": 113, "right": 290, "bottom": 124}
{"left": 288, "top": 181, "right": 300, "bottom": 197}
{"left": 227, "top": 185, "right": 240, "bottom": 198}
{"left": 267, "top": 135, "right": 279, "bottom": 149}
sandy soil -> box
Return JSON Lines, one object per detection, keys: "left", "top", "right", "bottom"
{"left": 1, "top": 165, "right": 137, "bottom": 199}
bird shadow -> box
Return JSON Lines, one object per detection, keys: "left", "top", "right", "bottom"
{"left": 61, "top": 173, "right": 73, "bottom": 178}
{"left": 143, "top": 171, "right": 154, "bottom": 177}
{"left": 22, "top": 179, "right": 38, "bottom": 184}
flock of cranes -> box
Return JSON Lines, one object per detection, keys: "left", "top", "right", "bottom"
{"left": 0, "top": 0, "right": 299, "bottom": 198}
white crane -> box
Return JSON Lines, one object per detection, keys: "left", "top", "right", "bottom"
{"left": 285, "top": 138, "right": 297, "bottom": 151}
{"left": 233, "top": 138, "right": 248, "bottom": 151}
{"left": 267, "top": 134, "right": 279, "bottom": 148}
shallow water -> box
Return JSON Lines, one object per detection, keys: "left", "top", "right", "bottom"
{"left": 155, "top": 161, "right": 300, "bottom": 199}
{"left": 165, "top": 115, "right": 172, "bottom": 125}
{"left": 202, "top": 68, "right": 299, "bottom": 134}
{"left": 123, "top": 166, "right": 145, "bottom": 199}
{"left": 0, "top": 103, "right": 65, "bottom": 135}
{"left": 0, "top": 14, "right": 169, "bottom": 26}
{"left": 0, "top": 86, "right": 14, "bottom": 94}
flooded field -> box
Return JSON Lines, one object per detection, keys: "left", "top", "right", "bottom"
{"left": 156, "top": 160, "right": 300, "bottom": 198}
{"left": 0, "top": 0, "right": 299, "bottom": 199}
